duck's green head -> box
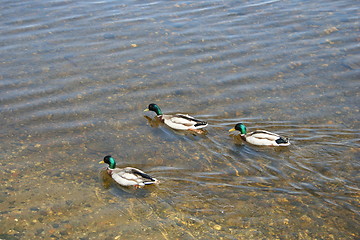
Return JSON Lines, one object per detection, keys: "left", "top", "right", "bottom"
{"left": 144, "top": 103, "right": 163, "bottom": 115}
{"left": 100, "top": 155, "right": 116, "bottom": 169}
{"left": 229, "top": 123, "right": 247, "bottom": 134}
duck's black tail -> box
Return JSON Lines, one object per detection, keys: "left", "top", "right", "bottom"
{"left": 194, "top": 121, "right": 208, "bottom": 127}
{"left": 276, "top": 137, "right": 289, "bottom": 145}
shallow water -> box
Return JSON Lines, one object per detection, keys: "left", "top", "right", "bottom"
{"left": 1, "top": 0, "right": 359, "bottom": 239}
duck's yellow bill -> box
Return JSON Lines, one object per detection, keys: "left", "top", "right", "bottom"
{"left": 229, "top": 128, "right": 236, "bottom": 132}
{"left": 99, "top": 160, "right": 105, "bottom": 164}
{"left": 144, "top": 108, "right": 149, "bottom": 112}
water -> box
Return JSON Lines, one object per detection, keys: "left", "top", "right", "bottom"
{"left": 1, "top": 0, "right": 359, "bottom": 239}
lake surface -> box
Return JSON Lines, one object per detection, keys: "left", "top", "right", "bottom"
{"left": 1, "top": 0, "right": 359, "bottom": 239}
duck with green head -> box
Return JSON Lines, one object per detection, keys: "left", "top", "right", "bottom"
{"left": 229, "top": 123, "right": 290, "bottom": 146}
{"left": 144, "top": 103, "right": 208, "bottom": 133}
{"left": 99, "top": 155, "right": 159, "bottom": 187}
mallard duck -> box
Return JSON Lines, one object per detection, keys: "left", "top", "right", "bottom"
{"left": 99, "top": 155, "right": 159, "bottom": 187}
{"left": 229, "top": 123, "right": 290, "bottom": 146}
{"left": 144, "top": 103, "right": 208, "bottom": 132}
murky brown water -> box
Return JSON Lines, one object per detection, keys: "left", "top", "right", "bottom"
{"left": 1, "top": 0, "right": 359, "bottom": 239}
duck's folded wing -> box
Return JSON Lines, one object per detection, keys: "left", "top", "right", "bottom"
{"left": 173, "top": 114, "right": 207, "bottom": 126}
{"left": 250, "top": 130, "right": 281, "bottom": 141}
{"left": 164, "top": 114, "right": 193, "bottom": 126}
{"left": 125, "top": 168, "right": 157, "bottom": 182}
